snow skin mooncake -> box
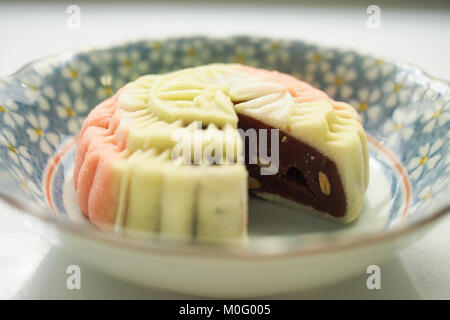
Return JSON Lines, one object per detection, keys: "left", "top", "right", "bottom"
{"left": 74, "top": 64, "right": 369, "bottom": 242}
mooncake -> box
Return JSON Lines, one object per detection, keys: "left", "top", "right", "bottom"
{"left": 74, "top": 64, "right": 369, "bottom": 242}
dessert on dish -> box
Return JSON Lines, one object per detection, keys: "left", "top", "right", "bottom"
{"left": 74, "top": 64, "right": 369, "bottom": 242}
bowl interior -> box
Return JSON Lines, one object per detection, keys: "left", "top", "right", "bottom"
{"left": 0, "top": 36, "right": 449, "bottom": 247}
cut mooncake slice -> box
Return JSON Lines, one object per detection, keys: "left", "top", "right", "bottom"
{"left": 74, "top": 63, "right": 369, "bottom": 242}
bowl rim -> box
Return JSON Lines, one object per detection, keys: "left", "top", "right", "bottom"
{"left": 1, "top": 35, "right": 449, "bottom": 259}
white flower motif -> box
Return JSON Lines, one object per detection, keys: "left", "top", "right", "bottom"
{"left": 179, "top": 42, "right": 211, "bottom": 68}
{"left": 33, "top": 59, "right": 58, "bottom": 77}
{"left": 407, "top": 139, "right": 443, "bottom": 180}
{"left": 231, "top": 44, "right": 259, "bottom": 67}
{"left": 409, "top": 176, "right": 449, "bottom": 216}
{"left": 263, "top": 41, "right": 291, "bottom": 66}
{"left": 421, "top": 99, "right": 450, "bottom": 133}
{"left": 383, "top": 108, "right": 418, "bottom": 147}
{"left": 362, "top": 57, "right": 395, "bottom": 81}
{"left": 161, "top": 52, "right": 176, "bottom": 70}
{"left": 420, "top": 177, "right": 447, "bottom": 200}
{"left": 0, "top": 98, "right": 25, "bottom": 128}
{"left": 96, "top": 74, "right": 125, "bottom": 100}
{"left": 382, "top": 77, "right": 413, "bottom": 108}
{"left": 0, "top": 129, "right": 32, "bottom": 174}
{"left": 148, "top": 41, "right": 178, "bottom": 73}
{"left": 0, "top": 77, "right": 14, "bottom": 92}
{"left": 62, "top": 60, "right": 96, "bottom": 95}
{"left": 303, "top": 49, "right": 333, "bottom": 84}
{"left": 145, "top": 40, "right": 164, "bottom": 51}
{"left": 117, "top": 50, "right": 150, "bottom": 80}
{"left": 25, "top": 113, "right": 60, "bottom": 154}
{"left": 324, "top": 64, "right": 357, "bottom": 99}
{"left": 90, "top": 50, "right": 113, "bottom": 67}
{"left": 148, "top": 41, "right": 175, "bottom": 68}
{"left": 349, "top": 87, "right": 382, "bottom": 124}
{"left": 18, "top": 73, "right": 55, "bottom": 109}
{"left": 305, "top": 49, "right": 333, "bottom": 71}
{"left": 56, "top": 93, "right": 88, "bottom": 134}
{"left": 418, "top": 185, "right": 433, "bottom": 201}
{"left": 10, "top": 166, "right": 42, "bottom": 196}
{"left": 180, "top": 43, "right": 206, "bottom": 67}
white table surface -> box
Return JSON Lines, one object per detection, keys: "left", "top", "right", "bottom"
{"left": 0, "top": 1, "right": 449, "bottom": 300}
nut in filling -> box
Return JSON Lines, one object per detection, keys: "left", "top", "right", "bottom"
{"left": 248, "top": 176, "right": 261, "bottom": 190}
{"left": 318, "top": 171, "right": 331, "bottom": 196}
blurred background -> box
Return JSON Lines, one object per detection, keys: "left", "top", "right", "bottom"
{"left": 1, "top": 0, "right": 449, "bottom": 78}
{"left": 0, "top": 0, "right": 449, "bottom": 299}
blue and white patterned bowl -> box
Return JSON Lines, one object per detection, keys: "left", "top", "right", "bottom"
{"left": 0, "top": 36, "right": 449, "bottom": 297}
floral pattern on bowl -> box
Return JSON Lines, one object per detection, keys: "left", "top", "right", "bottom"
{"left": 0, "top": 36, "right": 449, "bottom": 232}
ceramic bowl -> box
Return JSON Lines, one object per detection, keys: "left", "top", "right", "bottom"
{"left": 0, "top": 36, "right": 449, "bottom": 297}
